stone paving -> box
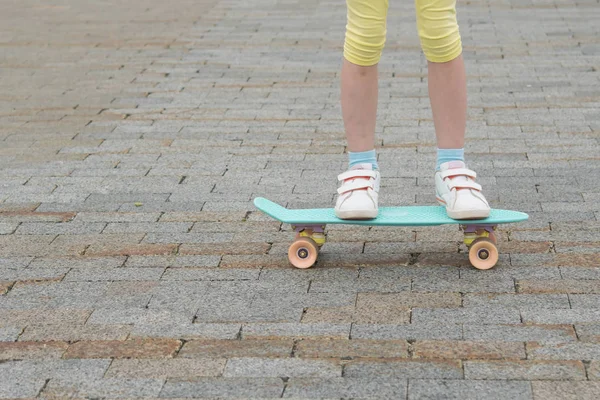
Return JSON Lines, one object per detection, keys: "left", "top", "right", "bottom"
{"left": 0, "top": 0, "right": 599, "bottom": 398}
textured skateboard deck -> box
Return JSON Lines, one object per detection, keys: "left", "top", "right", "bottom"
{"left": 254, "top": 197, "right": 529, "bottom": 227}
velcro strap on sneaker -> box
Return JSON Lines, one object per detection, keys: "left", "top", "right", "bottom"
{"left": 449, "top": 181, "right": 482, "bottom": 191}
{"left": 441, "top": 168, "right": 477, "bottom": 180}
{"left": 337, "top": 179, "right": 373, "bottom": 194}
{"left": 338, "top": 169, "right": 377, "bottom": 181}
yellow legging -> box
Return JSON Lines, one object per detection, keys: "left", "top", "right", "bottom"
{"left": 344, "top": 0, "right": 462, "bottom": 65}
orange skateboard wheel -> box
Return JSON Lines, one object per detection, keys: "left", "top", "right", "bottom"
{"left": 288, "top": 237, "right": 318, "bottom": 269}
{"left": 469, "top": 239, "right": 498, "bottom": 270}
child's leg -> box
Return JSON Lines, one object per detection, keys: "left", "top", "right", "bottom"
{"left": 416, "top": 0, "right": 466, "bottom": 158}
{"left": 428, "top": 55, "right": 467, "bottom": 151}
{"left": 342, "top": 0, "right": 389, "bottom": 164}
{"left": 341, "top": 60, "right": 378, "bottom": 155}
{"left": 416, "top": 0, "right": 490, "bottom": 218}
{"left": 335, "top": 0, "right": 389, "bottom": 219}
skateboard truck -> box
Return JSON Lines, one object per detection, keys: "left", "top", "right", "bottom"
{"left": 461, "top": 224, "right": 497, "bottom": 246}
{"left": 292, "top": 224, "right": 327, "bottom": 246}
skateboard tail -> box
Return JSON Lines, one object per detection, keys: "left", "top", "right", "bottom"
{"left": 253, "top": 197, "right": 288, "bottom": 221}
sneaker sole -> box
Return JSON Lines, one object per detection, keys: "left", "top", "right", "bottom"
{"left": 446, "top": 209, "right": 490, "bottom": 220}
{"left": 335, "top": 209, "right": 378, "bottom": 220}
{"left": 437, "top": 198, "right": 490, "bottom": 220}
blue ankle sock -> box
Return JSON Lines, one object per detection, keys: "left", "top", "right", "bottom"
{"left": 348, "top": 149, "right": 378, "bottom": 170}
{"left": 436, "top": 148, "right": 464, "bottom": 170}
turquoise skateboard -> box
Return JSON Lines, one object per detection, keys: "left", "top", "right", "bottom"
{"left": 254, "top": 197, "right": 528, "bottom": 270}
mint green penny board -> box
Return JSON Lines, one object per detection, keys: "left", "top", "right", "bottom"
{"left": 254, "top": 197, "right": 528, "bottom": 227}
{"left": 253, "top": 197, "right": 529, "bottom": 270}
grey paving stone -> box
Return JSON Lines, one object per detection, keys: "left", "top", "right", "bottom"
{"left": 196, "top": 298, "right": 303, "bottom": 324}
{"left": 521, "top": 309, "right": 600, "bottom": 324}
{"left": 560, "top": 267, "right": 600, "bottom": 280}
{"left": 161, "top": 268, "right": 259, "bottom": 281}
{"left": 459, "top": 266, "right": 562, "bottom": 280}
{"left": 15, "top": 222, "right": 106, "bottom": 235}
{"left": 412, "top": 307, "right": 521, "bottom": 325}
{"left": 64, "top": 267, "right": 165, "bottom": 281}
{"left": 0, "top": 267, "right": 69, "bottom": 282}
{"left": 224, "top": 358, "right": 341, "bottom": 378}
{"left": 463, "top": 324, "right": 577, "bottom": 344}
{"left": 0, "top": 374, "right": 46, "bottom": 398}
{"left": 509, "top": 254, "right": 558, "bottom": 267}
{"left": 103, "top": 222, "right": 193, "bottom": 233}
{"left": 93, "top": 292, "right": 153, "bottom": 309}
{"left": 19, "top": 324, "right": 131, "bottom": 342}
{"left": 412, "top": 275, "right": 516, "bottom": 293}
{"left": 462, "top": 294, "right": 570, "bottom": 309}
{"left": 531, "top": 381, "right": 600, "bottom": 400}
{"left": 36, "top": 202, "right": 121, "bottom": 212}
{"left": 2, "top": 281, "right": 109, "bottom": 309}
{"left": 43, "top": 378, "right": 164, "bottom": 398}
{"left": 259, "top": 268, "right": 359, "bottom": 284}
{"left": 70, "top": 168, "right": 149, "bottom": 177}
{"left": 119, "top": 201, "right": 209, "bottom": 212}
{"left": 408, "top": 379, "right": 533, "bottom": 400}
{"left": 160, "top": 377, "right": 284, "bottom": 398}
{"left": 284, "top": 377, "right": 407, "bottom": 398}
{"left": 130, "top": 323, "right": 241, "bottom": 340}
{"left": 0, "top": 326, "right": 22, "bottom": 342}
{"left": 0, "top": 223, "right": 18, "bottom": 235}
{"left": 146, "top": 295, "right": 208, "bottom": 314}
{"left": 105, "top": 358, "right": 226, "bottom": 378}
{"left": 527, "top": 343, "right": 600, "bottom": 360}
{"left": 0, "top": 307, "right": 92, "bottom": 328}
{"left": 85, "top": 307, "right": 149, "bottom": 325}
{"left": 5, "top": 192, "right": 89, "bottom": 203}
{"left": 85, "top": 193, "right": 171, "bottom": 203}
{"left": 309, "top": 278, "right": 412, "bottom": 293}
{"left": 125, "top": 254, "right": 221, "bottom": 268}
{"left": 569, "top": 294, "right": 600, "bottom": 308}
{"left": 0, "top": 359, "right": 110, "bottom": 383}
{"left": 74, "top": 212, "right": 162, "bottom": 222}
{"left": 143, "top": 232, "right": 234, "bottom": 244}
{"left": 351, "top": 323, "right": 463, "bottom": 340}
{"left": 464, "top": 360, "right": 586, "bottom": 381}
{"left": 0, "top": 257, "right": 33, "bottom": 268}
{"left": 202, "top": 201, "right": 256, "bottom": 212}
{"left": 242, "top": 323, "right": 351, "bottom": 340}
{"left": 574, "top": 323, "right": 600, "bottom": 343}
{"left": 28, "top": 256, "right": 126, "bottom": 269}
{"left": 345, "top": 360, "right": 463, "bottom": 379}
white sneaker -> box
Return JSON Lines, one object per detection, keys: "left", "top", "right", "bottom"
{"left": 335, "top": 163, "right": 380, "bottom": 219}
{"left": 435, "top": 161, "right": 490, "bottom": 219}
